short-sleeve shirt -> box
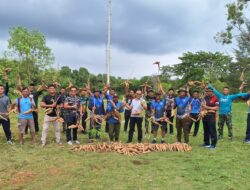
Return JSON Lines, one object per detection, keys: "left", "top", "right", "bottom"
{"left": 80, "top": 96, "right": 89, "bottom": 112}
{"left": 106, "top": 101, "right": 124, "bottom": 124}
{"left": 174, "top": 96, "right": 190, "bottom": 117}
{"left": 64, "top": 96, "right": 81, "bottom": 114}
{"left": 131, "top": 98, "right": 145, "bottom": 118}
{"left": 151, "top": 99, "right": 166, "bottom": 121}
{"left": 165, "top": 95, "right": 175, "bottom": 111}
{"left": 0, "top": 95, "right": 11, "bottom": 118}
{"left": 41, "top": 94, "right": 63, "bottom": 117}
{"left": 189, "top": 98, "right": 201, "bottom": 114}
{"left": 15, "top": 97, "right": 35, "bottom": 119}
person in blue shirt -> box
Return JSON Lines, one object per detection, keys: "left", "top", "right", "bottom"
{"left": 103, "top": 87, "right": 115, "bottom": 133}
{"left": 12, "top": 87, "right": 36, "bottom": 144}
{"left": 208, "top": 84, "right": 249, "bottom": 140}
{"left": 174, "top": 88, "right": 190, "bottom": 144}
{"left": 188, "top": 90, "right": 201, "bottom": 137}
{"left": 151, "top": 92, "right": 167, "bottom": 144}
{"left": 106, "top": 94, "right": 124, "bottom": 142}
{"left": 88, "top": 89, "right": 105, "bottom": 143}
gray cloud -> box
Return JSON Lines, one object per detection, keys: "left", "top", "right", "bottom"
{"left": 0, "top": 0, "right": 231, "bottom": 55}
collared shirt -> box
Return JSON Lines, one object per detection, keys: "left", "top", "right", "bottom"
{"left": 151, "top": 99, "right": 166, "bottom": 121}
{"left": 130, "top": 98, "right": 145, "bottom": 118}
{"left": 174, "top": 96, "right": 190, "bottom": 117}
{"left": 106, "top": 101, "right": 124, "bottom": 124}
{"left": 65, "top": 96, "right": 81, "bottom": 114}
{"left": 189, "top": 98, "right": 201, "bottom": 114}
{"left": 88, "top": 96, "right": 105, "bottom": 115}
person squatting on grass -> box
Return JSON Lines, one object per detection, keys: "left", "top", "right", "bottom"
{"left": 64, "top": 87, "right": 82, "bottom": 145}
{"left": 12, "top": 87, "right": 36, "bottom": 144}
{"left": 40, "top": 84, "right": 63, "bottom": 146}
{"left": 201, "top": 88, "right": 219, "bottom": 149}
{"left": 188, "top": 90, "right": 201, "bottom": 137}
{"left": 127, "top": 90, "right": 147, "bottom": 143}
{"left": 174, "top": 88, "right": 190, "bottom": 144}
{"left": 151, "top": 92, "right": 167, "bottom": 144}
{"left": 208, "top": 84, "right": 249, "bottom": 141}
{"left": 88, "top": 89, "right": 105, "bottom": 143}
{"left": 106, "top": 94, "right": 124, "bottom": 142}
{"left": 0, "top": 84, "right": 12, "bottom": 144}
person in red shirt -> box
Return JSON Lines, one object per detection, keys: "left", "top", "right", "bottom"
{"left": 202, "top": 88, "right": 219, "bottom": 149}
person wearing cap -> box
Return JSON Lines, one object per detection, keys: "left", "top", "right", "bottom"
{"left": 151, "top": 92, "right": 167, "bottom": 143}
{"left": 106, "top": 94, "right": 124, "bottom": 142}
{"left": 208, "top": 84, "right": 249, "bottom": 140}
{"left": 174, "top": 88, "right": 190, "bottom": 144}
{"left": 79, "top": 88, "right": 89, "bottom": 134}
{"left": 144, "top": 89, "right": 155, "bottom": 134}
{"left": 88, "top": 89, "right": 105, "bottom": 143}
{"left": 127, "top": 89, "right": 147, "bottom": 143}
{"left": 201, "top": 87, "right": 219, "bottom": 148}
{"left": 188, "top": 90, "right": 201, "bottom": 137}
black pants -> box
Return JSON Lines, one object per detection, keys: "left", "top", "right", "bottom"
{"left": 245, "top": 113, "right": 250, "bottom": 141}
{"left": 202, "top": 114, "right": 217, "bottom": 146}
{"left": 0, "top": 118, "right": 12, "bottom": 141}
{"left": 128, "top": 117, "right": 143, "bottom": 142}
{"left": 124, "top": 110, "right": 131, "bottom": 132}
{"left": 66, "top": 114, "right": 78, "bottom": 142}
{"left": 105, "top": 122, "right": 109, "bottom": 133}
{"left": 25, "top": 111, "right": 39, "bottom": 133}
{"left": 81, "top": 112, "right": 88, "bottom": 131}
{"left": 166, "top": 110, "right": 174, "bottom": 134}
{"left": 188, "top": 113, "right": 200, "bottom": 136}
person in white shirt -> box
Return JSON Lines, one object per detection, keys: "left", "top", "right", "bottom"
{"left": 127, "top": 90, "right": 147, "bottom": 143}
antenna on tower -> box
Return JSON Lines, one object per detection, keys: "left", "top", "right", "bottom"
{"left": 106, "top": 0, "right": 112, "bottom": 85}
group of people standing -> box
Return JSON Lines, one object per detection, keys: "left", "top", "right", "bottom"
{"left": 0, "top": 77, "right": 250, "bottom": 149}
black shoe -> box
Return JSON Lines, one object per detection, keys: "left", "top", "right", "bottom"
{"left": 138, "top": 140, "right": 142, "bottom": 143}
{"left": 152, "top": 139, "right": 157, "bottom": 144}
{"left": 126, "top": 140, "right": 132, "bottom": 143}
{"left": 161, "top": 140, "right": 165, "bottom": 144}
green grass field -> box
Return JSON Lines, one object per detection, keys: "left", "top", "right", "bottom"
{"left": 0, "top": 103, "right": 250, "bottom": 190}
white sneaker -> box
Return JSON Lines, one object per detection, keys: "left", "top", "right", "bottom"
{"left": 74, "top": 140, "right": 80, "bottom": 144}
{"left": 6, "top": 140, "right": 13, "bottom": 145}
{"left": 67, "top": 141, "right": 73, "bottom": 145}
{"left": 57, "top": 141, "right": 62, "bottom": 145}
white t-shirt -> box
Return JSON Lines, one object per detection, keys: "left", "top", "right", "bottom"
{"left": 130, "top": 98, "right": 145, "bottom": 117}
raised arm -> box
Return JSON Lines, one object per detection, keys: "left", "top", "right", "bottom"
{"left": 208, "top": 84, "right": 222, "bottom": 98}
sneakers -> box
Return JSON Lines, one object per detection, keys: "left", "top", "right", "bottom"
{"left": 208, "top": 145, "right": 216, "bottom": 149}
{"left": 74, "top": 140, "right": 80, "bottom": 144}
{"left": 228, "top": 137, "right": 233, "bottom": 141}
{"left": 6, "top": 140, "right": 13, "bottom": 145}
{"left": 152, "top": 139, "right": 157, "bottom": 144}
{"left": 200, "top": 144, "right": 210, "bottom": 147}
{"left": 57, "top": 141, "right": 62, "bottom": 145}
{"left": 67, "top": 141, "right": 73, "bottom": 145}
{"left": 88, "top": 139, "right": 94, "bottom": 144}
{"left": 244, "top": 139, "right": 250, "bottom": 144}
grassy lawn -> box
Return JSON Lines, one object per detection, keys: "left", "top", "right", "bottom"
{"left": 0, "top": 102, "right": 250, "bottom": 190}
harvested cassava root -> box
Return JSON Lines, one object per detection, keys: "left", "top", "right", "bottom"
{"left": 72, "top": 142, "right": 192, "bottom": 156}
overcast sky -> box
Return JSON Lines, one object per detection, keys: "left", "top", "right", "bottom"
{"left": 0, "top": 0, "right": 233, "bottom": 78}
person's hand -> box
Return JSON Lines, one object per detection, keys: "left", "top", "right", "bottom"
{"left": 92, "top": 106, "right": 96, "bottom": 111}
{"left": 51, "top": 103, "right": 57, "bottom": 108}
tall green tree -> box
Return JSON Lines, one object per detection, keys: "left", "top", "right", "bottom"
{"left": 6, "top": 26, "right": 54, "bottom": 83}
